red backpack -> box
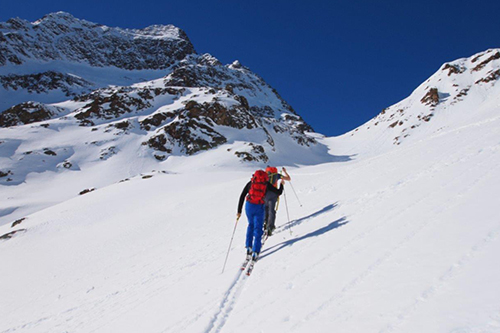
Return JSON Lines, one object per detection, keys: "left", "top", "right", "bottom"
{"left": 246, "top": 170, "right": 269, "bottom": 204}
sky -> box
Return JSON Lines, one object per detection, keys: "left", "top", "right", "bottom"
{"left": 1, "top": 0, "right": 499, "bottom": 136}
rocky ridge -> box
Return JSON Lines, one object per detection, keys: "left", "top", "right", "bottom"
{"left": 0, "top": 12, "right": 195, "bottom": 69}
{"left": 349, "top": 48, "right": 500, "bottom": 147}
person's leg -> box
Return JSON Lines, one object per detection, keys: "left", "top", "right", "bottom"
{"left": 252, "top": 204, "right": 265, "bottom": 254}
{"left": 245, "top": 202, "right": 255, "bottom": 250}
{"left": 268, "top": 196, "right": 278, "bottom": 231}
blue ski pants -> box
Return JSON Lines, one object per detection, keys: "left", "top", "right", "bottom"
{"left": 245, "top": 201, "right": 265, "bottom": 254}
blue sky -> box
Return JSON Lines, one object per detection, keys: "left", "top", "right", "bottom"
{"left": 2, "top": 0, "right": 499, "bottom": 136}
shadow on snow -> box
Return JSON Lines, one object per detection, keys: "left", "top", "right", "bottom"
{"left": 278, "top": 202, "right": 339, "bottom": 231}
{"left": 261, "top": 202, "right": 348, "bottom": 260}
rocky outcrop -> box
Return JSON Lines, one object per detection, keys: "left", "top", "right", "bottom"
{"left": 0, "top": 102, "right": 64, "bottom": 127}
{"left": 234, "top": 143, "right": 268, "bottom": 163}
{"left": 0, "top": 12, "right": 195, "bottom": 70}
{"left": 420, "top": 88, "right": 440, "bottom": 107}
{"left": 475, "top": 69, "right": 500, "bottom": 84}
{"left": 0, "top": 71, "right": 93, "bottom": 95}
{"left": 442, "top": 63, "right": 465, "bottom": 76}
{"left": 471, "top": 52, "right": 500, "bottom": 72}
{"left": 74, "top": 88, "right": 154, "bottom": 125}
{"left": 144, "top": 98, "right": 256, "bottom": 155}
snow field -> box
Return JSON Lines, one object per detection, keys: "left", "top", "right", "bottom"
{"left": 2, "top": 102, "right": 500, "bottom": 332}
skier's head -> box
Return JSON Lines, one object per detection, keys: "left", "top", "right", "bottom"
{"left": 265, "top": 166, "right": 278, "bottom": 175}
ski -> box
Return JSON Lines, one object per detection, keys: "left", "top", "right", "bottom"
{"left": 246, "top": 259, "right": 256, "bottom": 276}
{"left": 241, "top": 255, "right": 251, "bottom": 271}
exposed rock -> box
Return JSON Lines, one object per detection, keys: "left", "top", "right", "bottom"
{"left": 456, "top": 88, "right": 470, "bottom": 98}
{"left": 420, "top": 88, "right": 440, "bottom": 106}
{"left": 475, "top": 69, "right": 500, "bottom": 84}
{"left": 471, "top": 52, "right": 500, "bottom": 72}
{"left": 235, "top": 143, "right": 268, "bottom": 163}
{"left": 0, "top": 170, "right": 13, "bottom": 177}
{"left": 79, "top": 188, "right": 95, "bottom": 195}
{"left": 74, "top": 89, "right": 152, "bottom": 123}
{"left": 0, "top": 12, "right": 196, "bottom": 69}
{"left": 0, "top": 102, "right": 61, "bottom": 127}
{"left": 422, "top": 114, "right": 434, "bottom": 122}
{"left": 145, "top": 134, "right": 171, "bottom": 153}
{"left": 160, "top": 118, "right": 227, "bottom": 155}
{"left": 114, "top": 120, "right": 130, "bottom": 130}
{"left": 141, "top": 112, "right": 175, "bottom": 130}
{"left": 100, "top": 147, "right": 117, "bottom": 160}
{"left": 442, "top": 63, "right": 465, "bottom": 76}
{"left": 43, "top": 148, "right": 57, "bottom": 156}
{"left": 0, "top": 229, "right": 27, "bottom": 240}
{"left": 0, "top": 71, "right": 93, "bottom": 96}
{"left": 11, "top": 217, "right": 26, "bottom": 228}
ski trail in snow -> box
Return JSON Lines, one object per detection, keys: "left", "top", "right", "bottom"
{"left": 380, "top": 227, "right": 500, "bottom": 333}
{"left": 204, "top": 270, "right": 248, "bottom": 333}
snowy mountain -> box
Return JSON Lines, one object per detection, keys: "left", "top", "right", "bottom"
{"left": 0, "top": 13, "right": 330, "bottom": 227}
{"left": 335, "top": 48, "right": 500, "bottom": 156}
{"left": 0, "top": 12, "right": 196, "bottom": 109}
{"left": 0, "top": 11, "right": 194, "bottom": 69}
{"left": 1, "top": 13, "right": 500, "bottom": 332}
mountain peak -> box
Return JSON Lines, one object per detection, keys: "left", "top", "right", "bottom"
{"left": 0, "top": 12, "right": 196, "bottom": 70}
{"left": 34, "top": 11, "right": 77, "bottom": 23}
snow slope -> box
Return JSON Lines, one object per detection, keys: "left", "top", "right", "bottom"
{"left": 1, "top": 76, "right": 500, "bottom": 332}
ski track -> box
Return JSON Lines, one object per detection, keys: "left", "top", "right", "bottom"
{"left": 204, "top": 270, "right": 248, "bottom": 333}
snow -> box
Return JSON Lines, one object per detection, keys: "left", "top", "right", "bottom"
{"left": 1, "top": 82, "right": 500, "bottom": 332}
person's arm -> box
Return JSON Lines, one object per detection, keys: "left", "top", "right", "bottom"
{"left": 237, "top": 181, "right": 251, "bottom": 218}
{"left": 281, "top": 167, "right": 291, "bottom": 181}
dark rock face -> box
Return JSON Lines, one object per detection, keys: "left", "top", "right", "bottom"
{"left": 74, "top": 88, "right": 154, "bottom": 124}
{"left": 144, "top": 98, "right": 255, "bottom": 155}
{"left": 0, "top": 102, "right": 62, "bottom": 127}
{"left": 0, "top": 12, "right": 196, "bottom": 70}
{"left": 0, "top": 71, "right": 93, "bottom": 95}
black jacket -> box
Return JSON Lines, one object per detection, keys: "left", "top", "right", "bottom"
{"left": 237, "top": 181, "right": 284, "bottom": 214}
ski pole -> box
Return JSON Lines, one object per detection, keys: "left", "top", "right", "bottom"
{"left": 283, "top": 187, "right": 292, "bottom": 235}
{"left": 289, "top": 181, "right": 303, "bottom": 207}
{"left": 222, "top": 216, "right": 240, "bottom": 274}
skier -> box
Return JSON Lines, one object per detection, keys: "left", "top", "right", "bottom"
{"left": 264, "top": 166, "right": 291, "bottom": 236}
{"left": 237, "top": 170, "right": 284, "bottom": 262}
